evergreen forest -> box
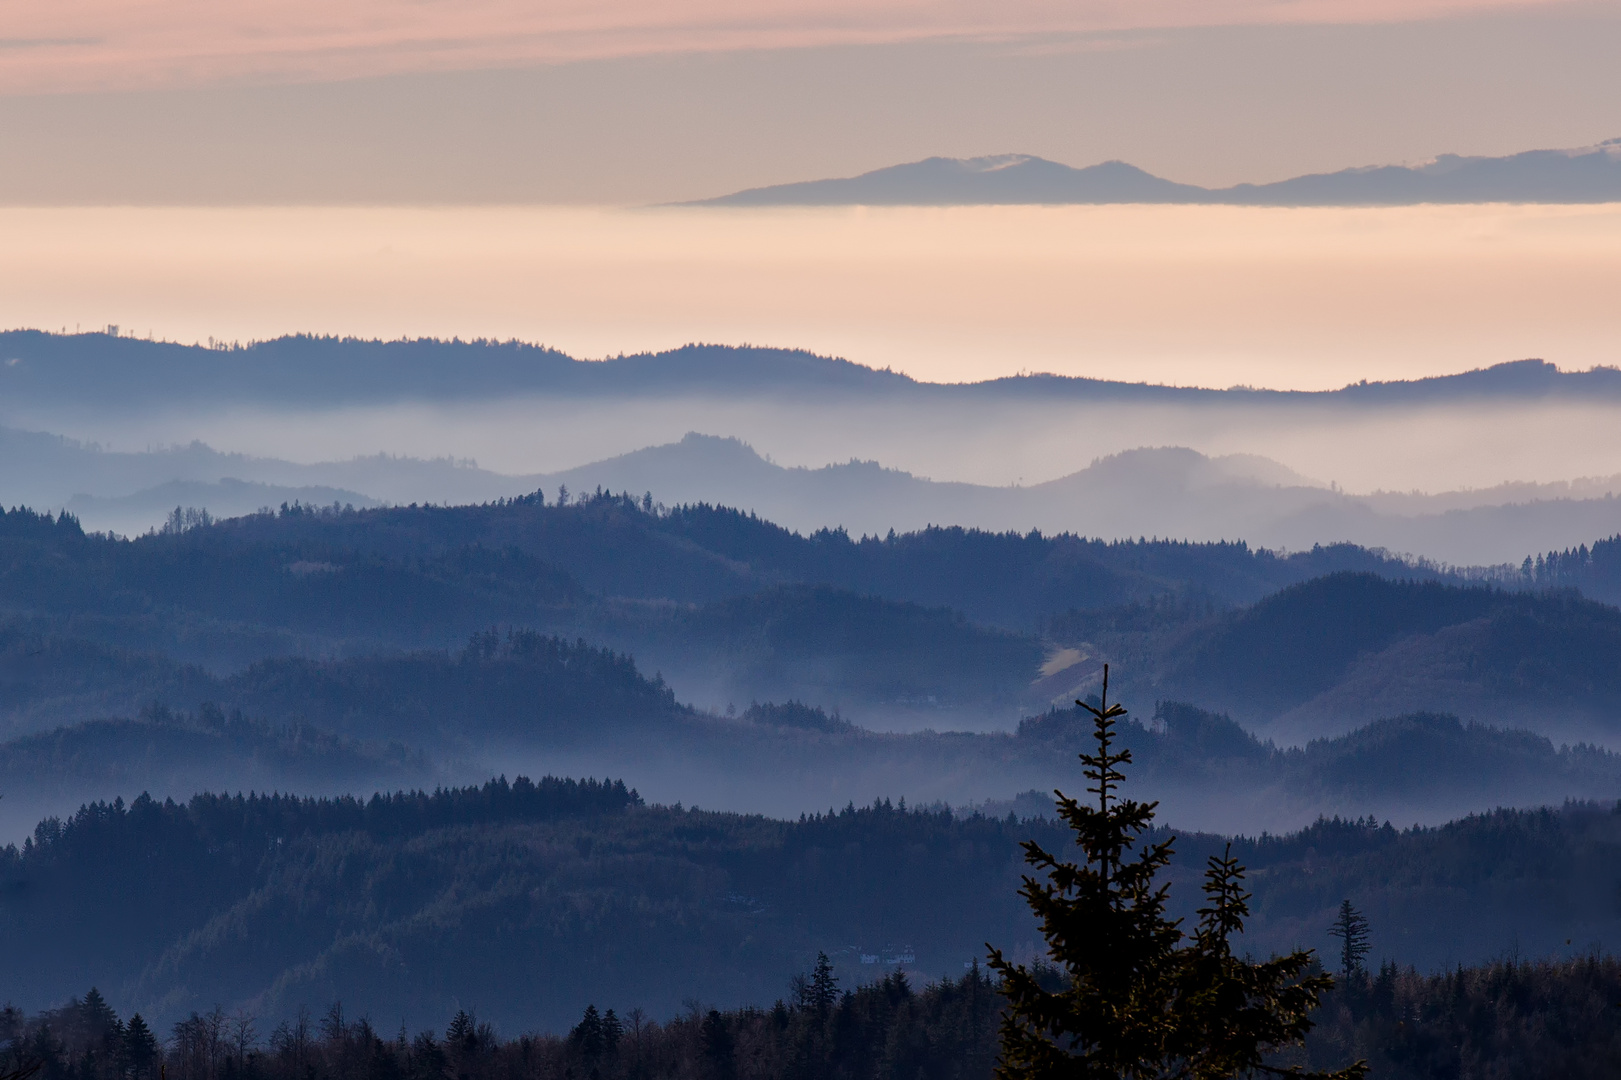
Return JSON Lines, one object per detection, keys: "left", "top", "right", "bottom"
{"left": 6, "top": 484, "right": 1621, "bottom": 1077}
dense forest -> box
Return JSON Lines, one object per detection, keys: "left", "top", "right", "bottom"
{"left": 13, "top": 338, "right": 1621, "bottom": 1080}
{"left": 12, "top": 939, "right": 1621, "bottom": 1077}
{"left": 6, "top": 776, "right": 1621, "bottom": 1034}
{"left": 9, "top": 496, "right": 1621, "bottom": 741}
{"left": 1522, "top": 534, "right": 1621, "bottom": 607}
{"left": 0, "top": 495, "right": 1435, "bottom": 645}
{"left": 6, "top": 488, "right": 1621, "bottom": 1067}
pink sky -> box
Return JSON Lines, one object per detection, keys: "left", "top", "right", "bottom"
{"left": 3, "top": 0, "right": 1574, "bottom": 94}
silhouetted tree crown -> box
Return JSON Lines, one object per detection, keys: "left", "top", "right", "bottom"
{"left": 987, "top": 665, "right": 1367, "bottom": 1080}
{"left": 1328, "top": 901, "right": 1372, "bottom": 981}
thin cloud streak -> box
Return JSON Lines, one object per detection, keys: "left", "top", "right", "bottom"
{"left": 0, "top": 0, "right": 1575, "bottom": 94}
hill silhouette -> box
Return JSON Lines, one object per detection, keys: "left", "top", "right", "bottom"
{"left": 696, "top": 140, "right": 1621, "bottom": 207}
{"left": 1073, "top": 572, "right": 1621, "bottom": 742}
{"left": 4, "top": 333, "right": 1618, "bottom": 411}
{"left": 9, "top": 787, "right": 1621, "bottom": 1032}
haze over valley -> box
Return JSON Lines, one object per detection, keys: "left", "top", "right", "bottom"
{"left": 8, "top": 2, "right": 1621, "bottom": 1069}
{"left": 7, "top": 335, "right": 1621, "bottom": 564}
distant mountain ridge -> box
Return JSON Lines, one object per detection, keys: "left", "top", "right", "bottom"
{"left": 2, "top": 331, "right": 1618, "bottom": 409}
{"left": 694, "top": 140, "right": 1621, "bottom": 207}
{"left": 486, "top": 435, "right": 1621, "bottom": 567}
{"left": 13, "top": 425, "right": 1621, "bottom": 564}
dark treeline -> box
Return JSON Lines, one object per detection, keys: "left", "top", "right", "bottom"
{"left": 7, "top": 333, "right": 1617, "bottom": 412}
{"left": 12, "top": 775, "right": 641, "bottom": 864}
{"left": 0, "top": 335, "right": 901, "bottom": 408}
{"left": 1301, "top": 956, "right": 1621, "bottom": 1078}
{"left": 0, "top": 781, "right": 1049, "bottom": 1028}
{"left": 13, "top": 957, "right": 1621, "bottom": 1080}
{"left": 1523, "top": 534, "right": 1621, "bottom": 606}
{"left": 0, "top": 495, "right": 1439, "bottom": 640}
{"left": 10, "top": 777, "right": 1621, "bottom": 1032}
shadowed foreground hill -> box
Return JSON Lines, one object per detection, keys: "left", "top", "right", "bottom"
{"left": 8, "top": 785, "right": 1621, "bottom": 1038}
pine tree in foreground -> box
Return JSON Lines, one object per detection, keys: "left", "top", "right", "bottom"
{"left": 987, "top": 665, "right": 1367, "bottom": 1080}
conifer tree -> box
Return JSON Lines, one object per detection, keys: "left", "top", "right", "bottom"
{"left": 123, "top": 1014, "right": 158, "bottom": 1080}
{"left": 803, "top": 951, "right": 839, "bottom": 1015}
{"left": 446, "top": 1009, "right": 478, "bottom": 1058}
{"left": 987, "top": 665, "right": 1366, "bottom": 1080}
{"left": 572, "top": 1005, "right": 604, "bottom": 1062}
{"left": 79, "top": 988, "right": 119, "bottom": 1038}
{"left": 1327, "top": 901, "right": 1371, "bottom": 981}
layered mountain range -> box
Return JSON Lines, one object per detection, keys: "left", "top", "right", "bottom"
{"left": 11, "top": 424, "right": 1621, "bottom": 566}
{"left": 4, "top": 493, "right": 1621, "bottom": 838}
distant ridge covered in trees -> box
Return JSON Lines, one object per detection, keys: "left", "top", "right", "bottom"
{"left": 4, "top": 331, "right": 1619, "bottom": 407}
{"left": 14, "top": 775, "right": 641, "bottom": 861}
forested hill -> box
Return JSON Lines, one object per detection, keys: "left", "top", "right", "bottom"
{"left": 1076, "top": 571, "right": 1621, "bottom": 739}
{"left": 10, "top": 498, "right": 1621, "bottom": 743}
{"left": 0, "top": 495, "right": 1442, "bottom": 636}
{"left": 0, "top": 628, "right": 687, "bottom": 747}
{"left": 4, "top": 331, "right": 1618, "bottom": 408}
{"left": 0, "top": 495, "right": 1455, "bottom": 732}
{"left": 1522, "top": 533, "right": 1621, "bottom": 607}
{"left": 8, "top": 782, "right": 1621, "bottom": 1034}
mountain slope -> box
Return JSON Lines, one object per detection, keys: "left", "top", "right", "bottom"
{"left": 537, "top": 435, "right": 1621, "bottom": 566}
{"left": 696, "top": 155, "right": 1209, "bottom": 206}
{"left": 10, "top": 788, "right": 1621, "bottom": 1032}
{"left": 16, "top": 424, "right": 1621, "bottom": 565}
{"left": 0, "top": 498, "right": 1435, "bottom": 648}
{"left": 6, "top": 334, "right": 1621, "bottom": 414}
{"left": 694, "top": 140, "right": 1621, "bottom": 207}
{"left": 1072, "top": 573, "right": 1621, "bottom": 742}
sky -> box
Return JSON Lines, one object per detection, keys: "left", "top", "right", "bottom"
{"left": 5, "top": 202, "right": 1620, "bottom": 390}
{"left": 1, "top": 0, "right": 1585, "bottom": 96}
{"left": 2, "top": 1, "right": 1620, "bottom": 205}
{"left": 3, "top": 0, "right": 1621, "bottom": 389}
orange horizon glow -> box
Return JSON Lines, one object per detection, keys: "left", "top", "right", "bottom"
{"left": 1, "top": 202, "right": 1619, "bottom": 393}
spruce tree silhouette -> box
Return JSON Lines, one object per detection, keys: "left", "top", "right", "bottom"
{"left": 1327, "top": 901, "right": 1371, "bottom": 981}
{"left": 987, "top": 665, "right": 1366, "bottom": 1079}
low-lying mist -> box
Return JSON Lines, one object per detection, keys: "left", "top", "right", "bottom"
{"left": 19, "top": 393, "right": 1621, "bottom": 497}
{"left": 10, "top": 397, "right": 1621, "bottom": 564}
